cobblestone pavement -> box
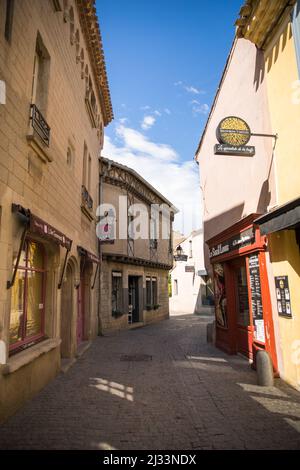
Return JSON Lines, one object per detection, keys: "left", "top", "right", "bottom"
{"left": 1, "top": 314, "right": 300, "bottom": 450}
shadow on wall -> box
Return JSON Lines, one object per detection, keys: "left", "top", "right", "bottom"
{"left": 203, "top": 203, "right": 245, "bottom": 274}
{"left": 257, "top": 179, "right": 272, "bottom": 214}
{"left": 254, "top": 21, "right": 293, "bottom": 91}
{"left": 269, "top": 230, "right": 300, "bottom": 275}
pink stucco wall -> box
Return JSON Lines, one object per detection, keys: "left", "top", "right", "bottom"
{"left": 196, "top": 38, "right": 276, "bottom": 244}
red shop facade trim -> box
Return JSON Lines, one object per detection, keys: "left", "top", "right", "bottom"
{"left": 206, "top": 214, "right": 278, "bottom": 373}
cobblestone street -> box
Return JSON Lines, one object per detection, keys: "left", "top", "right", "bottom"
{"left": 1, "top": 314, "right": 300, "bottom": 450}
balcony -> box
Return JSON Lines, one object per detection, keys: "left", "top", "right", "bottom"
{"left": 30, "top": 104, "right": 50, "bottom": 147}
{"left": 81, "top": 185, "right": 94, "bottom": 221}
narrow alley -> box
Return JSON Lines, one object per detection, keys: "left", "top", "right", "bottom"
{"left": 0, "top": 314, "right": 300, "bottom": 450}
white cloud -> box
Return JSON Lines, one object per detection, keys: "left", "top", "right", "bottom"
{"left": 192, "top": 103, "right": 210, "bottom": 116}
{"left": 174, "top": 81, "right": 183, "bottom": 86}
{"left": 119, "top": 117, "right": 128, "bottom": 124}
{"left": 184, "top": 85, "right": 201, "bottom": 94}
{"left": 103, "top": 125, "right": 201, "bottom": 235}
{"left": 141, "top": 115, "right": 156, "bottom": 130}
{"left": 164, "top": 108, "right": 171, "bottom": 115}
{"left": 141, "top": 105, "right": 151, "bottom": 110}
{"left": 154, "top": 110, "right": 162, "bottom": 116}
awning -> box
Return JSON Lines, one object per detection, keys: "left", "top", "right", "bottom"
{"left": 77, "top": 246, "right": 100, "bottom": 264}
{"left": 9, "top": 204, "right": 73, "bottom": 290}
{"left": 12, "top": 204, "right": 72, "bottom": 250}
{"left": 255, "top": 197, "right": 300, "bottom": 235}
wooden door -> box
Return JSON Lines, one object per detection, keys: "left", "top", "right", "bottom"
{"left": 77, "top": 274, "right": 85, "bottom": 345}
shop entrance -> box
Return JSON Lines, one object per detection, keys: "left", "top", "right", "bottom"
{"left": 231, "top": 259, "right": 253, "bottom": 359}
{"left": 77, "top": 262, "right": 91, "bottom": 345}
{"left": 128, "top": 276, "right": 140, "bottom": 324}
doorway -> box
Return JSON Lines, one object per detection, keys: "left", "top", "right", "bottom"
{"left": 61, "top": 263, "right": 73, "bottom": 358}
{"left": 77, "top": 262, "right": 91, "bottom": 346}
{"left": 128, "top": 276, "right": 140, "bottom": 324}
{"left": 231, "top": 258, "right": 254, "bottom": 359}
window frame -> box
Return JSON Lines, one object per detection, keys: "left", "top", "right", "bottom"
{"left": 9, "top": 238, "right": 47, "bottom": 354}
{"left": 111, "top": 272, "right": 123, "bottom": 317}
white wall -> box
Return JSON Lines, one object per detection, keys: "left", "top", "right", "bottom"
{"left": 170, "top": 230, "right": 209, "bottom": 314}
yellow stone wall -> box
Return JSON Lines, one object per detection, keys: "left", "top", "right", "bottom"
{"left": 264, "top": 16, "right": 300, "bottom": 390}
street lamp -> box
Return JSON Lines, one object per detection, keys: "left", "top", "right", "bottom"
{"left": 176, "top": 245, "right": 183, "bottom": 257}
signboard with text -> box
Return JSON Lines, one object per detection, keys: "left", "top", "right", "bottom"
{"left": 275, "top": 276, "right": 292, "bottom": 318}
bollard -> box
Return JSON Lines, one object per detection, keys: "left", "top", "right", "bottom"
{"left": 256, "top": 350, "right": 274, "bottom": 387}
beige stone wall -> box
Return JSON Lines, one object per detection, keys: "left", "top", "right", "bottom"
{"left": 100, "top": 260, "right": 169, "bottom": 334}
{"left": 101, "top": 182, "right": 173, "bottom": 266}
{"left": 0, "top": 0, "right": 106, "bottom": 420}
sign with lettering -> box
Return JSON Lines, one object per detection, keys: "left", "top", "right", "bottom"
{"left": 214, "top": 144, "right": 255, "bottom": 157}
{"left": 30, "top": 214, "right": 72, "bottom": 250}
{"left": 275, "top": 276, "right": 292, "bottom": 318}
{"left": 249, "top": 254, "right": 265, "bottom": 343}
{"left": 185, "top": 266, "right": 195, "bottom": 273}
{"left": 209, "top": 228, "right": 255, "bottom": 259}
{"left": 215, "top": 116, "right": 255, "bottom": 157}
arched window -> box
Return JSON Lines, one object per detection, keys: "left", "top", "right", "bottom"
{"left": 63, "top": 0, "right": 69, "bottom": 22}
{"left": 75, "top": 30, "right": 80, "bottom": 62}
{"left": 69, "top": 7, "right": 75, "bottom": 44}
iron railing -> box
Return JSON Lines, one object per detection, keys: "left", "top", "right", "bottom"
{"left": 81, "top": 185, "right": 93, "bottom": 210}
{"left": 30, "top": 104, "right": 51, "bottom": 147}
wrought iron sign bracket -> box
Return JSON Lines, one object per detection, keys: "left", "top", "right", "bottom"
{"left": 91, "top": 263, "right": 99, "bottom": 290}
{"left": 58, "top": 244, "right": 72, "bottom": 290}
{"left": 7, "top": 225, "right": 28, "bottom": 289}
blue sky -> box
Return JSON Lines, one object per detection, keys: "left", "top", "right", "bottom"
{"left": 96, "top": 0, "right": 243, "bottom": 234}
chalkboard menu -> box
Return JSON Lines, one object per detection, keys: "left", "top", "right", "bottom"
{"left": 275, "top": 276, "right": 292, "bottom": 318}
{"left": 249, "top": 255, "right": 265, "bottom": 343}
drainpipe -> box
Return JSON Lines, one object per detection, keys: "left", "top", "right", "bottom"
{"left": 97, "top": 157, "right": 112, "bottom": 336}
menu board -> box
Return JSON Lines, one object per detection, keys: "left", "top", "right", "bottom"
{"left": 275, "top": 276, "right": 292, "bottom": 318}
{"left": 249, "top": 255, "right": 265, "bottom": 343}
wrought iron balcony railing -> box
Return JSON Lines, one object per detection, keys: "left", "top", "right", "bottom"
{"left": 81, "top": 185, "right": 93, "bottom": 210}
{"left": 30, "top": 104, "right": 51, "bottom": 147}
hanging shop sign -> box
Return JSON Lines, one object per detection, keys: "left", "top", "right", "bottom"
{"left": 209, "top": 227, "right": 255, "bottom": 259}
{"left": 215, "top": 116, "right": 255, "bottom": 157}
{"left": 185, "top": 266, "right": 195, "bottom": 273}
{"left": 249, "top": 254, "right": 265, "bottom": 343}
{"left": 174, "top": 255, "right": 188, "bottom": 262}
{"left": 275, "top": 276, "right": 292, "bottom": 318}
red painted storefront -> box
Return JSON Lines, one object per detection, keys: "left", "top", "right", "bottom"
{"left": 207, "top": 214, "right": 278, "bottom": 373}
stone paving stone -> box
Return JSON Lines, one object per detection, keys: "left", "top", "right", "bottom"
{"left": 0, "top": 314, "right": 300, "bottom": 450}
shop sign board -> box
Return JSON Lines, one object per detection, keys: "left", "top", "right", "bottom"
{"left": 249, "top": 254, "right": 265, "bottom": 343}
{"left": 215, "top": 116, "right": 255, "bottom": 157}
{"left": 209, "top": 227, "right": 255, "bottom": 259}
{"left": 185, "top": 266, "right": 195, "bottom": 273}
{"left": 275, "top": 276, "right": 292, "bottom": 318}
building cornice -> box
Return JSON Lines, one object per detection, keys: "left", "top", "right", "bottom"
{"left": 76, "top": 0, "right": 113, "bottom": 126}
{"left": 102, "top": 253, "right": 173, "bottom": 271}
{"left": 235, "top": 0, "right": 296, "bottom": 50}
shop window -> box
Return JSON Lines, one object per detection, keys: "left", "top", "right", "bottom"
{"left": 146, "top": 277, "right": 152, "bottom": 307}
{"left": 9, "top": 239, "right": 46, "bottom": 353}
{"left": 112, "top": 272, "right": 123, "bottom": 317}
{"left": 236, "top": 265, "right": 250, "bottom": 327}
{"left": 213, "top": 263, "right": 227, "bottom": 328}
{"left": 4, "top": 0, "right": 14, "bottom": 42}
{"left": 152, "top": 277, "right": 158, "bottom": 307}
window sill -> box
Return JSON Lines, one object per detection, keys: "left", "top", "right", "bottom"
{"left": 27, "top": 131, "right": 53, "bottom": 163}
{"left": 81, "top": 204, "right": 95, "bottom": 221}
{"left": 2, "top": 338, "right": 61, "bottom": 376}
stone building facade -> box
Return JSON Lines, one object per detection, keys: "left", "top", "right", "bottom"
{"left": 0, "top": 0, "right": 113, "bottom": 421}
{"left": 99, "top": 158, "right": 176, "bottom": 334}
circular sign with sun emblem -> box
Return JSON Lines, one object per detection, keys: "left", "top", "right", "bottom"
{"left": 216, "top": 116, "right": 251, "bottom": 146}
